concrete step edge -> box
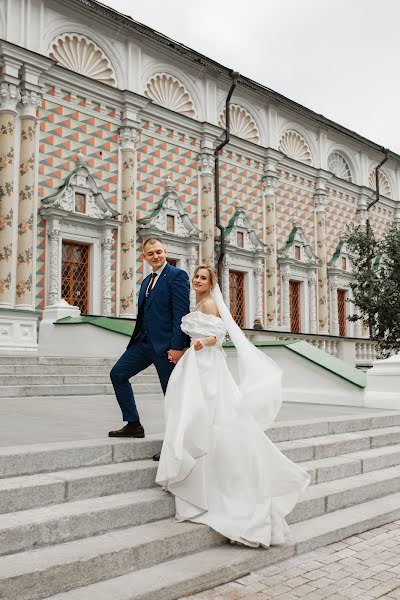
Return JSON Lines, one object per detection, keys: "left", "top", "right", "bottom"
{"left": 0, "top": 460, "right": 159, "bottom": 514}
{"left": 39, "top": 491, "right": 400, "bottom": 600}
{"left": 0, "top": 519, "right": 226, "bottom": 600}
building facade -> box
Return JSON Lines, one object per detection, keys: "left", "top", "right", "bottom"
{"left": 0, "top": 0, "right": 398, "bottom": 352}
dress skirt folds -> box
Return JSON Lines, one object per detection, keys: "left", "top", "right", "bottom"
{"left": 156, "top": 311, "right": 310, "bottom": 548}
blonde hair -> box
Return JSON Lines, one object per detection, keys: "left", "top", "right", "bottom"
{"left": 193, "top": 265, "right": 218, "bottom": 289}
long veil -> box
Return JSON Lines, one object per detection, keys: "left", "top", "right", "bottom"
{"left": 210, "top": 283, "right": 282, "bottom": 429}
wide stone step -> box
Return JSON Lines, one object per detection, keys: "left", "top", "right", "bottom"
{"left": 5, "top": 443, "right": 400, "bottom": 515}
{"left": 41, "top": 491, "right": 400, "bottom": 600}
{"left": 3, "top": 419, "right": 400, "bottom": 478}
{"left": 5, "top": 461, "right": 400, "bottom": 556}
{"left": 0, "top": 437, "right": 163, "bottom": 478}
{"left": 0, "top": 488, "right": 174, "bottom": 555}
{"left": 278, "top": 425, "right": 400, "bottom": 462}
{"left": 288, "top": 464, "right": 400, "bottom": 523}
{"left": 0, "top": 519, "right": 226, "bottom": 600}
{"left": 0, "top": 383, "right": 116, "bottom": 397}
{"left": 0, "top": 459, "right": 158, "bottom": 514}
{"left": 0, "top": 364, "right": 157, "bottom": 379}
{"left": 0, "top": 374, "right": 161, "bottom": 388}
{"left": 300, "top": 444, "right": 400, "bottom": 484}
{"left": 267, "top": 411, "right": 400, "bottom": 442}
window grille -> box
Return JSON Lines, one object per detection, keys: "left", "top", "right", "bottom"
{"left": 229, "top": 270, "right": 246, "bottom": 327}
{"left": 337, "top": 289, "right": 347, "bottom": 336}
{"left": 61, "top": 241, "right": 90, "bottom": 314}
{"left": 289, "top": 280, "right": 301, "bottom": 333}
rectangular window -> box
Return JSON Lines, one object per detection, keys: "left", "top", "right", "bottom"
{"left": 295, "top": 245, "right": 301, "bottom": 261}
{"left": 229, "top": 270, "right": 246, "bottom": 327}
{"left": 337, "top": 289, "right": 347, "bottom": 336}
{"left": 74, "top": 193, "right": 86, "bottom": 214}
{"left": 61, "top": 241, "right": 90, "bottom": 314}
{"left": 237, "top": 231, "right": 244, "bottom": 248}
{"left": 166, "top": 257, "right": 177, "bottom": 267}
{"left": 289, "top": 280, "right": 301, "bottom": 333}
{"left": 166, "top": 214, "right": 175, "bottom": 233}
{"left": 341, "top": 256, "right": 347, "bottom": 271}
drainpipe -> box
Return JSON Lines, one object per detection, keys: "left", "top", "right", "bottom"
{"left": 365, "top": 148, "right": 389, "bottom": 339}
{"left": 215, "top": 71, "right": 239, "bottom": 285}
{"left": 367, "top": 148, "right": 389, "bottom": 212}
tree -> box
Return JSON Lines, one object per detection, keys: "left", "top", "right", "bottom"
{"left": 346, "top": 223, "right": 400, "bottom": 357}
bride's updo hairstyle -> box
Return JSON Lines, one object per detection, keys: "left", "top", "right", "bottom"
{"left": 193, "top": 265, "right": 218, "bottom": 290}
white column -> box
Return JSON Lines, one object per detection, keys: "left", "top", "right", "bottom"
{"left": 101, "top": 232, "right": 113, "bottom": 316}
{"left": 47, "top": 224, "right": 61, "bottom": 306}
{"left": 187, "top": 245, "right": 198, "bottom": 310}
{"left": 282, "top": 271, "right": 290, "bottom": 331}
{"left": 222, "top": 256, "right": 230, "bottom": 308}
{"left": 309, "top": 275, "right": 317, "bottom": 334}
{"left": 330, "top": 278, "right": 339, "bottom": 336}
{"left": 254, "top": 261, "right": 263, "bottom": 329}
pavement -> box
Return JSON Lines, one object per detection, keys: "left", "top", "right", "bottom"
{"left": 0, "top": 393, "right": 387, "bottom": 446}
{"left": 180, "top": 521, "right": 400, "bottom": 599}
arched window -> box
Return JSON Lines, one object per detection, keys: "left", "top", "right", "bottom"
{"left": 328, "top": 152, "right": 352, "bottom": 182}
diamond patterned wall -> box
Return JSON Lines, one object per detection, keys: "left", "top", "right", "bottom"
{"left": 325, "top": 188, "right": 358, "bottom": 257}
{"left": 219, "top": 150, "right": 264, "bottom": 235}
{"left": 136, "top": 120, "right": 200, "bottom": 290}
{"left": 37, "top": 86, "right": 119, "bottom": 311}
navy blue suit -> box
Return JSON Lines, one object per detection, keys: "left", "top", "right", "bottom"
{"left": 110, "top": 262, "right": 190, "bottom": 423}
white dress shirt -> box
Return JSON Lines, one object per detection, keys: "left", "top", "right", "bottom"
{"left": 146, "top": 261, "right": 167, "bottom": 296}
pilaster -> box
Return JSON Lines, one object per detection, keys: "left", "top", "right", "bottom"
{"left": 0, "top": 81, "right": 20, "bottom": 308}
{"left": 119, "top": 124, "right": 140, "bottom": 318}
{"left": 262, "top": 162, "right": 279, "bottom": 329}
{"left": 15, "top": 87, "right": 41, "bottom": 309}
{"left": 314, "top": 177, "right": 329, "bottom": 334}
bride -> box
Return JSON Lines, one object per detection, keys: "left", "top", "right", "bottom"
{"left": 156, "top": 265, "right": 310, "bottom": 547}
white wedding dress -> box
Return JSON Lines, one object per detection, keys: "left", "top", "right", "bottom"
{"left": 156, "top": 310, "right": 310, "bottom": 547}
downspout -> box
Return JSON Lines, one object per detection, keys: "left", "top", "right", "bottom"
{"left": 365, "top": 148, "right": 389, "bottom": 339}
{"left": 215, "top": 71, "right": 239, "bottom": 285}
{"left": 367, "top": 148, "right": 389, "bottom": 212}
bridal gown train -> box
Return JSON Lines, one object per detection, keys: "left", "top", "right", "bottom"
{"left": 156, "top": 311, "right": 310, "bottom": 548}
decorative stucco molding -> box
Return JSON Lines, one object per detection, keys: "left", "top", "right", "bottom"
{"left": 48, "top": 33, "right": 117, "bottom": 87}
{"left": 279, "top": 130, "right": 313, "bottom": 165}
{"left": 144, "top": 73, "right": 197, "bottom": 118}
{"left": 218, "top": 104, "right": 260, "bottom": 144}
{"left": 368, "top": 169, "right": 392, "bottom": 199}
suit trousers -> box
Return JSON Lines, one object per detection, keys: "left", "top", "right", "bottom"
{"left": 110, "top": 337, "right": 175, "bottom": 423}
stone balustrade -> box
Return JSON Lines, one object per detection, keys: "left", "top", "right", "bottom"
{"left": 241, "top": 328, "right": 377, "bottom": 368}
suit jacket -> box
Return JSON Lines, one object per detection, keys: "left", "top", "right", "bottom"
{"left": 128, "top": 262, "right": 190, "bottom": 355}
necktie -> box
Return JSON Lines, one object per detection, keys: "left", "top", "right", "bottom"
{"left": 146, "top": 272, "right": 157, "bottom": 296}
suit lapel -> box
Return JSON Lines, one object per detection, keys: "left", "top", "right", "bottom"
{"left": 138, "top": 273, "right": 151, "bottom": 308}
{"left": 145, "top": 262, "right": 170, "bottom": 309}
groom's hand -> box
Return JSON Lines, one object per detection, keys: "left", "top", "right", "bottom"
{"left": 168, "top": 349, "right": 184, "bottom": 364}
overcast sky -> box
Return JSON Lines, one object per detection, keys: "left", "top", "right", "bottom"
{"left": 101, "top": 0, "right": 400, "bottom": 153}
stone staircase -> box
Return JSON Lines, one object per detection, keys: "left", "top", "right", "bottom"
{"left": 2, "top": 412, "right": 400, "bottom": 599}
{"left": 0, "top": 356, "right": 161, "bottom": 398}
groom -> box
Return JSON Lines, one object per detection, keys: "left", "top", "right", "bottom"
{"left": 109, "top": 238, "right": 190, "bottom": 457}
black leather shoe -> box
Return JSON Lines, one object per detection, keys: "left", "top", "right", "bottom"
{"left": 152, "top": 452, "right": 160, "bottom": 461}
{"left": 108, "top": 422, "right": 145, "bottom": 438}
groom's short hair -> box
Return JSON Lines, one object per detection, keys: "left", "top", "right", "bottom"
{"left": 143, "top": 237, "right": 164, "bottom": 250}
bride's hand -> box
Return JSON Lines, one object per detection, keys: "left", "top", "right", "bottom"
{"left": 193, "top": 339, "right": 204, "bottom": 351}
